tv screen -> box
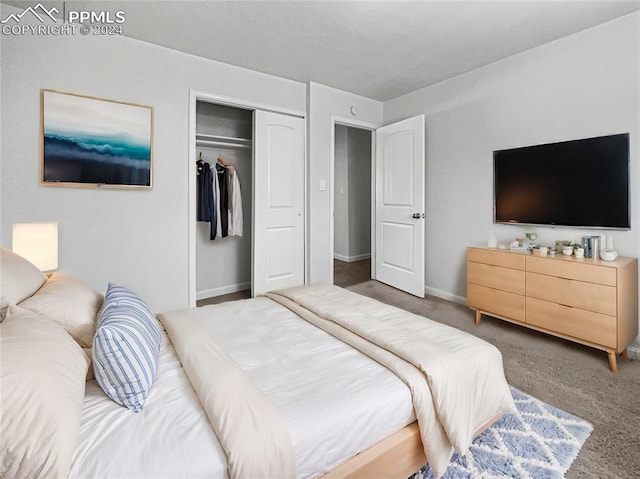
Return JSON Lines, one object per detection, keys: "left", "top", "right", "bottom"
{"left": 494, "top": 133, "right": 630, "bottom": 230}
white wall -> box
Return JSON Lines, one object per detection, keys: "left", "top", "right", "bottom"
{"left": 347, "top": 127, "right": 372, "bottom": 259}
{"left": 308, "top": 82, "right": 382, "bottom": 282}
{"left": 333, "top": 125, "right": 350, "bottom": 259}
{"left": 384, "top": 12, "right": 640, "bottom": 346}
{"left": 0, "top": 4, "right": 305, "bottom": 312}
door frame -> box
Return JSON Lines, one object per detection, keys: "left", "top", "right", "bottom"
{"left": 188, "top": 89, "right": 306, "bottom": 307}
{"left": 329, "top": 115, "right": 381, "bottom": 284}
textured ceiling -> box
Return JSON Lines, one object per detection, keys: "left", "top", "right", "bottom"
{"left": 4, "top": 1, "right": 640, "bottom": 100}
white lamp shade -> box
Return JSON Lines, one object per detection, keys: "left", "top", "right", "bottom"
{"left": 12, "top": 222, "right": 59, "bottom": 271}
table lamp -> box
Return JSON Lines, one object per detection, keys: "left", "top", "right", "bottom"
{"left": 12, "top": 222, "right": 58, "bottom": 271}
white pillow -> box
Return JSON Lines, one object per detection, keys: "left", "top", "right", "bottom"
{"left": 0, "top": 247, "right": 46, "bottom": 320}
{"left": 93, "top": 283, "right": 161, "bottom": 412}
{"left": 18, "top": 272, "right": 103, "bottom": 348}
{"left": 0, "top": 305, "right": 89, "bottom": 479}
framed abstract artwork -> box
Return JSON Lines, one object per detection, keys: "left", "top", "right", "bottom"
{"left": 40, "top": 89, "right": 153, "bottom": 189}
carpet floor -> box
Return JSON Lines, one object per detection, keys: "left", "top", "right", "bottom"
{"left": 346, "top": 281, "right": 640, "bottom": 479}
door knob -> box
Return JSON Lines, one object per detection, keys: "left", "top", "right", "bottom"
{"left": 412, "top": 213, "right": 420, "bottom": 219}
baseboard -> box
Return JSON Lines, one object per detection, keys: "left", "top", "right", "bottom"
{"left": 196, "top": 281, "right": 250, "bottom": 300}
{"left": 627, "top": 347, "right": 640, "bottom": 360}
{"left": 334, "top": 253, "right": 371, "bottom": 263}
{"left": 424, "top": 286, "right": 466, "bottom": 305}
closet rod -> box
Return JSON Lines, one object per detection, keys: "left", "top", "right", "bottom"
{"left": 196, "top": 139, "right": 252, "bottom": 149}
{"left": 196, "top": 133, "right": 251, "bottom": 144}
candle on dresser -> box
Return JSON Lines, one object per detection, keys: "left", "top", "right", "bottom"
{"left": 606, "top": 236, "right": 614, "bottom": 250}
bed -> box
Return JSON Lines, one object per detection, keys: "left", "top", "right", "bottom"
{"left": 0, "top": 246, "right": 516, "bottom": 479}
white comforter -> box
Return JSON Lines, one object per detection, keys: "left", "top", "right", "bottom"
{"left": 71, "top": 284, "right": 514, "bottom": 479}
{"left": 70, "top": 295, "right": 414, "bottom": 479}
{"left": 266, "top": 284, "right": 516, "bottom": 477}
{"left": 153, "top": 284, "right": 514, "bottom": 479}
{"left": 160, "top": 302, "right": 297, "bottom": 479}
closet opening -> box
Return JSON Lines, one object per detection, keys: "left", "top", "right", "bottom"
{"left": 195, "top": 101, "right": 252, "bottom": 305}
{"left": 332, "top": 124, "right": 373, "bottom": 288}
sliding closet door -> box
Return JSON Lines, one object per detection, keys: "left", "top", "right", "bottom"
{"left": 253, "top": 110, "right": 305, "bottom": 295}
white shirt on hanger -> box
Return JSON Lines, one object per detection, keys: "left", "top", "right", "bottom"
{"left": 227, "top": 168, "right": 243, "bottom": 237}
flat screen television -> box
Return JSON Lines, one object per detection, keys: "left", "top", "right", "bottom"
{"left": 493, "top": 133, "right": 630, "bottom": 230}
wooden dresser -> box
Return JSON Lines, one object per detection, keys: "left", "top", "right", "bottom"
{"left": 467, "top": 246, "right": 638, "bottom": 372}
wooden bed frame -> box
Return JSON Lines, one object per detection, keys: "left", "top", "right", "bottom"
{"left": 323, "top": 413, "right": 499, "bottom": 479}
{"left": 322, "top": 422, "right": 425, "bottom": 479}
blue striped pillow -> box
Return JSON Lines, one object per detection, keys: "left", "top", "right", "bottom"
{"left": 93, "top": 284, "right": 161, "bottom": 412}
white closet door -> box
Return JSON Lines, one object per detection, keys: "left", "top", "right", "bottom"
{"left": 375, "top": 115, "right": 425, "bottom": 297}
{"left": 253, "top": 110, "right": 305, "bottom": 295}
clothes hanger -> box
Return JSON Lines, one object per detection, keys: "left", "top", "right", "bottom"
{"left": 196, "top": 152, "right": 204, "bottom": 173}
{"left": 217, "top": 155, "right": 229, "bottom": 167}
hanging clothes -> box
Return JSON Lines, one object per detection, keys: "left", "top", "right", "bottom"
{"left": 215, "top": 163, "right": 229, "bottom": 238}
{"left": 196, "top": 160, "right": 210, "bottom": 222}
{"left": 199, "top": 154, "right": 242, "bottom": 241}
{"left": 196, "top": 159, "right": 217, "bottom": 240}
{"left": 208, "top": 164, "right": 218, "bottom": 241}
{"left": 226, "top": 167, "right": 243, "bottom": 237}
{"left": 226, "top": 166, "right": 235, "bottom": 236}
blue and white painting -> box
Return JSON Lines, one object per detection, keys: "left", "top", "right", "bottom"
{"left": 42, "top": 90, "right": 153, "bottom": 188}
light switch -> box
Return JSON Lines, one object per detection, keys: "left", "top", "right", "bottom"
{"left": 319, "top": 180, "right": 326, "bottom": 191}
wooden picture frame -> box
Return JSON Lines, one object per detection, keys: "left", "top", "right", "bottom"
{"left": 40, "top": 89, "right": 153, "bottom": 189}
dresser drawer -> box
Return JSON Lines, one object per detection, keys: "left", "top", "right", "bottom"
{"left": 467, "top": 262, "right": 525, "bottom": 295}
{"left": 467, "top": 283, "right": 525, "bottom": 322}
{"left": 467, "top": 248, "right": 525, "bottom": 270}
{"left": 526, "top": 272, "right": 616, "bottom": 316}
{"left": 526, "top": 297, "right": 617, "bottom": 348}
{"left": 526, "top": 256, "right": 616, "bottom": 286}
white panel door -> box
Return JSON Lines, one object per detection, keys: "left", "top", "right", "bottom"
{"left": 253, "top": 110, "right": 305, "bottom": 296}
{"left": 375, "top": 115, "right": 425, "bottom": 297}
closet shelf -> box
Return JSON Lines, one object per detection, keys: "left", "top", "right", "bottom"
{"left": 196, "top": 133, "right": 252, "bottom": 149}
